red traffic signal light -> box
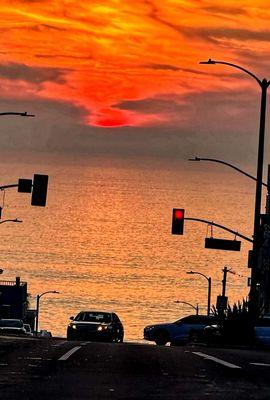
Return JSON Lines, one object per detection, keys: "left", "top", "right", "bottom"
{"left": 172, "top": 208, "right": 185, "bottom": 235}
{"left": 31, "top": 174, "right": 49, "bottom": 207}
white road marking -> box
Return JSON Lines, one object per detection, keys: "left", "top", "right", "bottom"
{"left": 52, "top": 341, "right": 67, "bottom": 347}
{"left": 250, "top": 362, "right": 270, "bottom": 366}
{"left": 58, "top": 346, "right": 81, "bottom": 361}
{"left": 192, "top": 351, "right": 242, "bottom": 369}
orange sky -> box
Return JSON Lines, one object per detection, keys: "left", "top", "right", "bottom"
{"left": 1, "top": 1, "right": 270, "bottom": 130}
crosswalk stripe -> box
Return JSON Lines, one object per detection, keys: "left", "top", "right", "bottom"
{"left": 58, "top": 346, "right": 81, "bottom": 361}
{"left": 192, "top": 351, "right": 242, "bottom": 369}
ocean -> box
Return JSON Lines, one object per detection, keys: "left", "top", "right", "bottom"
{"left": 0, "top": 152, "right": 259, "bottom": 341}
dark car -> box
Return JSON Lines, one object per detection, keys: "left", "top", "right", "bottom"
{"left": 144, "top": 315, "right": 217, "bottom": 345}
{"left": 0, "top": 319, "right": 27, "bottom": 336}
{"left": 67, "top": 311, "right": 124, "bottom": 342}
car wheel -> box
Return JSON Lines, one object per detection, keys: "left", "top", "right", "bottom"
{"left": 189, "top": 330, "right": 200, "bottom": 343}
{"left": 67, "top": 332, "right": 74, "bottom": 340}
{"left": 117, "top": 333, "right": 124, "bottom": 343}
{"left": 154, "top": 331, "right": 169, "bottom": 346}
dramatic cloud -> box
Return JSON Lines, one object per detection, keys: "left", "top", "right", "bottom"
{"left": 0, "top": 62, "right": 69, "bottom": 84}
{"left": 0, "top": 1, "right": 270, "bottom": 163}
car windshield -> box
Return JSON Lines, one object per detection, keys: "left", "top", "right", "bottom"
{"left": 75, "top": 312, "right": 112, "bottom": 323}
{"left": 0, "top": 320, "right": 23, "bottom": 328}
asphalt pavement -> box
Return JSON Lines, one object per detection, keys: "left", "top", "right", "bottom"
{"left": 0, "top": 336, "right": 270, "bottom": 399}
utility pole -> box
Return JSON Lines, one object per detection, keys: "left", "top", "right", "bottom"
{"left": 200, "top": 59, "right": 270, "bottom": 318}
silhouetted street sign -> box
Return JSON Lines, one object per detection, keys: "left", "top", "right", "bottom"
{"left": 31, "top": 174, "right": 48, "bottom": 207}
{"left": 18, "top": 178, "right": 32, "bottom": 193}
{"left": 205, "top": 237, "right": 241, "bottom": 251}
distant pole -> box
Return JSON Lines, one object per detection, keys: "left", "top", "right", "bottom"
{"left": 186, "top": 271, "right": 212, "bottom": 315}
{"left": 35, "top": 294, "right": 40, "bottom": 336}
{"left": 222, "top": 266, "right": 228, "bottom": 297}
{"left": 207, "top": 277, "right": 212, "bottom": 316}
{"left": 35, "top": 290, "right": 59, "bottom": 336}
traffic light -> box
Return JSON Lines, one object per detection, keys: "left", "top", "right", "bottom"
{"left": 171, "top": 208, "right": 185, "bottom": 235}
{"left": 31, "top": 174, "right": 49, "bottom": 207}
{"left": 18, "top": 178, "right": 32, "bottom": 193}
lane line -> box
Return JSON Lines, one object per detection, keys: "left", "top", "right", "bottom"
{"left": 52, "top": 341, "right": 67, "bottom": 347}
{"left": 250, "top": 363, "right": 270, "bottom": 367}
{"left": 192, "top": 351, "right": 242, "bottom": 369}
{"left": 58, "top": 346, "right": 81, "bottom": 361}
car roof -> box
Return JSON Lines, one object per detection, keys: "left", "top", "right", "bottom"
{"left": 77, "top": 311, "right": 114, "bottom": 314}
{"left": 0, "top": 318, "right": 23, "bottom": 322}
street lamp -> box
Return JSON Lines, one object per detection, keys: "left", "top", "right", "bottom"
{"left": 0, "top": 112, "right": 35, "bottom": 117}
{"left": 200, "top": 58, "right": 270, "bottom": 316}
{"left": 35, "top": 290, "right": 59, "bottom": 336}
{"left": 0, "top": 219, "right": 22, "bottom": 225}
{"left": 175, "top": 300, "right": 199, "bottom": 315}
{"left": 186, "top": 271, "right": 212, "bottom": 316}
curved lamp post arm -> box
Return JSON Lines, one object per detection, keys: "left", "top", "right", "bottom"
{"left": 187, "top": 270, "right": 209, "bottom": 282}
{"left": 189, "top": 157, "right": 268, "bottom": 188}
{"left": 39, "top": 290, "right": 59, "bottom": 299}
{"left": 186, "top": 271, "right": 212, "bottom": 316}
{"left": 175, "top": 300, "right": 199, "bottom": 315}
{"left": 199, "top": 59, "right": 263, "bottom": 87}
{"left": 0, "top": 219, "right": 22, "bottom": 224}
{"left": 0, "top": 112, "right": 35, "bottom": 117}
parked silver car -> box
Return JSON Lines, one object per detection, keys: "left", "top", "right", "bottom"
{"left": 0, "top": 319, "right": 26, "bottom": 336}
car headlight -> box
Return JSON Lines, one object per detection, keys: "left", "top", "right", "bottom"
{"left": 97, "top": 325, "right": 109, "bottom": 331}
{"left": 68, "top": 323, "right": 77, "bottom": 330}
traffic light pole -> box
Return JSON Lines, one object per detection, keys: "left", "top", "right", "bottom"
{"left": 184, "top": 217, "right": 253, "bottom": 243}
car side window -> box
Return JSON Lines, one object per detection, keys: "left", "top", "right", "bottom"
{"left": 113, "top": 313, "right": 120, "bottom": 323}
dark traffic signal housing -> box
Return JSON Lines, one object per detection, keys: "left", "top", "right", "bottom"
{"left": 31, "top": 174, "right": 49, "bottom": 207}
{"left": 171, "top": 208, "right": 185, "bottom": 235}
{"left": 18, "top": 179, "right": 32, "bottom": 193}
{"left": 17, "top": 174, "right": 49, "bottom": 207}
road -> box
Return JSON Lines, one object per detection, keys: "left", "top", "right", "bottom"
{"left": 1, "top": 336, "right": 270, "bottom": 399}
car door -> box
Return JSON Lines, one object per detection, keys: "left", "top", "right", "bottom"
{"left": 172, "top": 316, "right": 198, "bottom": 341}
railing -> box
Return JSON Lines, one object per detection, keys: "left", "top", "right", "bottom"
{"left": 0, "top": 280, "right": 26, "bottom": 286}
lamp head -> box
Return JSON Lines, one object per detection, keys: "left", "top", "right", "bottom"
{"left": 186, "top": 271, "right": 194, "bottom": 274}
{"left": 21, "top": 112, "right": 35, "bottom": 117}
{"left": 199, "top": 58, "right": 216, "bottom": 64}
{"left": 188, "top": 156, "right": 201, "bottom": 161}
